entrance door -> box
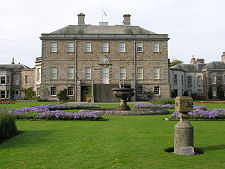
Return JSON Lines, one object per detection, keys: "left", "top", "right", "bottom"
{"left": 81, "top": 86, "right": 89, "bottom": 101}
{"left": 102, "top": 68, "right": 109, "bottom": 84}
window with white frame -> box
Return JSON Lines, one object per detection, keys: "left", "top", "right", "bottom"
{"left": 15, "top": 75, "right": 19, "bottom": 85}
{"left": 1, "top": 91, "right": 6, "bottom": 98}
{"left": 120, "top": 42, "right": 125, "bottom": 52}
{"left": 137, "top": 67, "right": 143, "bottom": 80}
{"left": 67, "top": 67, "right": 74, "bottom": 79}
{"left": 154, "top": 86, "right": 160, "bottom": 95}
{"left": 174, "top": 74, "right": 177, "bottom": 86}
{"left": 120, "top": 67, "right": 126, "bottom": 79}
{"left": 212, "top": 88, "right": 216, "bottom": 97}
{"left": 85, "top": 42, "right": 91, "bottom": 52}
{"left": 102, "top": 42, "right": 109, "bottom": 52}
{"left": 136, "top": 42, "right": 143, "bottom": 52}
{"left": 102, "top": 68, "right": 109, "bottom": 84}
{"left": 37, "top": 68, "right": 41, "bottom": 82}
{"left": 187, "top": 76, "right": 192, "bottom": 86}
{"left": 85, "top": 67, "right": 91, "bottom": 80}
{"left": 50, "top": 67, "right": 57, "bottom": 79}
{"left": 197, "top": 76, "right": 201, "bottom": 86}
{"left": 67, "top": 42, "right": 74, "bottom": 52}
{"left": 50, "top": 42, "right": 57, "bottom": 53}
{"left": 153, "top": 42, "right": 159, "bottom": 52}
{"left": 137, "top": 85, "right": 143, "bottom": 96}
{"left": 212, "top": 75, "right": 216, "bottom": 84}
{"left": 50, "top": 87, "right": 56, "bottom": 96}
{"left": 25, "top": 75, "right": 28, "bottom": 85}
{"left": 154, "top": 67, "right": 160, "bottom": 79}
{"left": 67, "top": 87, "right": 73, "bottom": 96}
{"left": 0, "top": 76, "right": 6, "bottom": 85}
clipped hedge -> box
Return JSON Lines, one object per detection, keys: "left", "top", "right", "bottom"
{"left": 0, "top": 107, "right": 18, "bottom": 141}
{"left": 153, "top": 98, "right": 175, "bottom": 105}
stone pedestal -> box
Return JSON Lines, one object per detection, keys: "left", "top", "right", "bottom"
{"left": 174, "top": 114, "right": 194, "bottom": 155}
{"left": 118, "top": 99, "right": 130, "bottom": 110}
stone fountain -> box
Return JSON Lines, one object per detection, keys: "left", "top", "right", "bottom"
{"left": 112, "top": 81, "right": 134, "bottom": 110}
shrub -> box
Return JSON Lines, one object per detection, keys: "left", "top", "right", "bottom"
{"left": 208, "top": 87, "right": 213, "bottom": 100}
{"left": 0, "top": 106, "right": 18, "bottom": 141}
{"left": 86, "top": 86, "right": 92, "bottom": 101}
{"left": 22, "top": 87, "right": 36, "bottom": 100}
{"left": 57, "top": 89, "right": 69, "bottom": 101}
{"left": 153, "top": 98, "right": 175, "bottom": 105}
{"left": 144, "top": 91, "right": 154, "bottom": 100}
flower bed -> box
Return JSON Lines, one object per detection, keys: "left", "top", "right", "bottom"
{"left": 9, "top": 104, "right": 103, "bottom": 121}
{"left": 196, "top": 101, "right": 225, "bottom": 104}
{"left": 169, "top": 105, "right": 225, "bottom": 120}
{"left": 134, "top": 104, "right": 174, "bottom": 109}
{"left": 0, "top": 101, "right": 15, "bottom": 104}
{"left": 12, "top": 110, "right": 103, "bottom": 120}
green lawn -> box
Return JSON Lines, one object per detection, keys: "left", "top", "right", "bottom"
{"left": 0, "top": 102, "right": 225, "bottom": 169}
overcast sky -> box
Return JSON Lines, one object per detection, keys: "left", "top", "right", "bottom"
{"left": 0, "top": 0, "right": 224, "bottom": 67}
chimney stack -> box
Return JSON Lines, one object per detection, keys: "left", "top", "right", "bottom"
{"left": 190, "top": 55, "right": 196, "bottom": 64}
{"left": 11, "top": 58, "right": 15, "bottom": 64}
{"left": 77, "top": 13, "right": 85, "bottom": 25}
{"left": 222, "top": 52, "right": 225, "bottom": 62}
{"left": 123, "top": 14, "right": 131, "bottom": 26}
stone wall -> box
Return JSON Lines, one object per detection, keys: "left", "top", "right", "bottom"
{"left": 21, "top": 69, "right": 35, "bottom": 98}
{"left": 40, "top": 38, "right": 170, "bottom": 101}
{"left": 202, "top": 70, "right": 225, "bottom": 99}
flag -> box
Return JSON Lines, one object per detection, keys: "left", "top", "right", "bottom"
{"left": 102, "top": 8, "right": 107, "bottom": 16}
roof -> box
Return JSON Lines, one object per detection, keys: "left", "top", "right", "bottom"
{"left": 49, "top": 25, "right": 156, "bottom": 35}
{"left": 0, "top": 64, "right": 30, "bottom": 71}
{"left": 171, "top": 63, "right": 206, "bottom": 72}
{"left": 40, "top": 24, "right": 169, "bottom": 40}
{"left": 203, "top": 61, "right": 225, "bottom": 70}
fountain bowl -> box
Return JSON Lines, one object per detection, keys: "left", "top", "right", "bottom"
{"left": 112, "top": 88, "right": 134, "bottom": 110}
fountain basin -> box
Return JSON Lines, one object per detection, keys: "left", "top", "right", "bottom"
{"left": 112, "top": 88, "right": 134, "bottom": 110}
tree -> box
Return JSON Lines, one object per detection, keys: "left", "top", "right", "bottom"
{"left": 170, "top": 59, "right": 183, "bottom": 67}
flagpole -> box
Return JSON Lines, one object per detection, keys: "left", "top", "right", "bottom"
{"left": 102, "top": 11, "right": 103, "bottom": 22}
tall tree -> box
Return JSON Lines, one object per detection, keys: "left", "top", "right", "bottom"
{"left": 170, "top": 59, "right": 183, "bottom": 67}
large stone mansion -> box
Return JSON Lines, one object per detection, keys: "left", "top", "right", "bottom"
{"left": 38, "top": 13, "right": 170, "bottom": 102}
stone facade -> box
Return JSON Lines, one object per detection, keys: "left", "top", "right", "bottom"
{"left": 170, "top": 57, "right": 205, "bottom": 97}
{"left": 39, "top": 13, "right": 170, "bottom": 102}
{"left": 0, "top": 62, "right": 30, "bottom": 100}
{"left": 202, "top": 56, "right": 225, "bottom": 99}
{"left": 170, "top": 53, "right": 225, "bottom": 99}
{"left": 21, "top": 69, "right": 35, "bottom": 98}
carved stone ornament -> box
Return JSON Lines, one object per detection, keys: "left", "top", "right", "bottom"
{"left": 100, "top": 56, "right": 111, "bottom": 65}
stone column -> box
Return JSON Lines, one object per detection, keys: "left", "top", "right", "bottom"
{"left": 91, "top": 80, "right": 94, "bottom": 103}
{"left": 77, "top": 80, "right": 81, "bottom": 102}
{"left": 174, "top": 96, "right": 194, "bottom": 155}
